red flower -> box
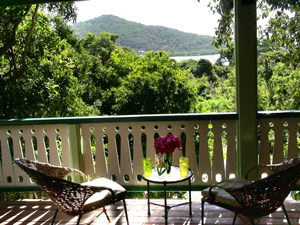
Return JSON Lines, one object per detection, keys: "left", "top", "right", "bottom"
{"left": 154, "top": 134, "right": 182, "bottom": 155}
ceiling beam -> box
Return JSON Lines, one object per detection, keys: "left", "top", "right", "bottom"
{"left": 0, "top": 0, "right": 86, "bottom": 6}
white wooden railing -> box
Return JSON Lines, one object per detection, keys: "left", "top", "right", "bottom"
{"left": 0, "top": 111, "right": 299, "bottom": 191}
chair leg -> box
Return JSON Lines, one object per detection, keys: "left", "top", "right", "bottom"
{"left": 51, "top": 209, "right": 58, "bottom": 225}
{"left": 76, "top": 214, "right": 83, "bottom": 225}
{"left": 103, "top": 206, "right": 110, "bottom": 222}
{"left": 201, "top": 199, "right": 205, "bottom": 225}
{"left": 232, "top": 213, "right": 237, "bottom": 225}
{"left": 123, "top": 198, "right": 129, "bottom": 225}
{"left": 249, "top": 218, "right": 255, "bottom": 225}
{"left": 282, "top": 204, "right": 291, "bottom": 225}
{"left": 236, "top": 213, "right": 248, "bottom": 224}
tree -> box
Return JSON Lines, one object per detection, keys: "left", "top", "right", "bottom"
{"left": 0, "top": 3, "right": 77, "bottom": 77}
{"left": 258, "top": 60, "right": 300, "bottom": 111}
{"left": 215, "top": 46, "right": 235, "bottom": 66}
{"left": 265, "top": 10, "right": 300, "bottom": 67}
{"left": 206, "top": 0, "right": 300, "bottom": 114}
{"left": 102, "top": 51, "right": 198, "bottom": 115}
{"left": 79, "top": 32, "right": 120, "bottom": 65}
{"left": 194, "top": 59, "right": 218, "bottom": 83}
{"left": 0, "top": 4, "right": 98, "bottom": 118}
{"left": 207, "top": 0, "right": 300, "bottom": 53}
{"left": 195, "top": 67, "right": 236, "bottom": 113}
{"left": 73, "top": 34, "right": 136, "bottom": 114}
{"left": 179, "top": 59, "right": 198, "bottom": 75}
{"left": 52, "top": 15, "right": 79, "bottom": 47}
{"left": 205, "top": 0, "right": 234, "bottom": 48}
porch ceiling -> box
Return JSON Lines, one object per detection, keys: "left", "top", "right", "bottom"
{"left": 0, "top": 0, "right": 86, "bottom": 6}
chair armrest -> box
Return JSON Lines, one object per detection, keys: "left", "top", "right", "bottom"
{"left": 245, "top": 157, "right": 300, "bottom": 180}
{"left": 245, "top": 164, "right": 273, "bottom": 179}
{"left": 206, "top": 179, "right": 261, "bottom": 209}
{"left": 207, "top": 181, "right": 230, "bottom": 198}
{"left": 204, "top": 177, "right": 253, "bottom": 206}
{"left": 82, "top": 184, "right": 116, "bottom": 203}
{"left": 67, "top": 167, "right": 89, "bottom": 182}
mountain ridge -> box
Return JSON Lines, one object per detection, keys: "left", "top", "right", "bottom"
{"left": 71, "top": 15, "right": 218, "bottom": 56}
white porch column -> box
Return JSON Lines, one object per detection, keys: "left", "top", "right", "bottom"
{"left": 235, "top": 0, "right": 258, "bottom": 177}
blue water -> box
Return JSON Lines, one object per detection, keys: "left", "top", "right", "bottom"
{"left": 171, "top": 54, "right": 220, "bottom": 64}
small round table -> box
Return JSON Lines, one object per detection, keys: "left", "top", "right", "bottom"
{"left": 141, "top": 166, "right": 193, "bottom": 225}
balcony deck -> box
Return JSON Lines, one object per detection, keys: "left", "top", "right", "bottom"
{"left": 1, "top": 112, "right": 300, "bottom": 224}
{"left": 1, "top": 197, "right": 299, "bottom": 224}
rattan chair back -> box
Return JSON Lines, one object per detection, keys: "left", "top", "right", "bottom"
{"left": 229, "top": 157, "right": 300, "bottom": 218}
{"left": 14, "top": 158, "right": 98, "bottom": 216}
{"left": 202, "top": 156, "right": 300, "bottom": 225}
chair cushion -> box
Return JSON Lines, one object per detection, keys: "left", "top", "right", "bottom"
{"left": 81, "top": 177, "right": 127, "bottom": 212}
{"left": 202, "top": 177, "right": 252, "bottom": 208}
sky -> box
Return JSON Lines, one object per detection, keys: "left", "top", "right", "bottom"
{"left": 75, "top": 0, "right": 220, "bottom": 36}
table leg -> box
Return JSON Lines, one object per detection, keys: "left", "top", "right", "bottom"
{"left": 164, "top": 182, "right": 167, "bottom": 225}
{"left": 147, "top": 181, "right": 150, "bottom": 216}
{"left": 189, "top": 177, "right": 192, "bottom": 216}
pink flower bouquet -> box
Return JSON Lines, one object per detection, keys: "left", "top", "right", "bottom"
{"left": 154, "top": 134, "right": 183, "bottom": 155}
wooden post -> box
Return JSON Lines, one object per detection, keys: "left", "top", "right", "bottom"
{"left": 235, "top": 0, "right": 258, "bottom": 177}
{"left": 68, "top": 124, "right": 84, "bottom": 182}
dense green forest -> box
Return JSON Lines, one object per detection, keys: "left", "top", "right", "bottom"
{"left": 0, "top": 1, "right": 300, "bottom": 120}
{"left": 71, "top": 15, "right": 218, "bottom": 56}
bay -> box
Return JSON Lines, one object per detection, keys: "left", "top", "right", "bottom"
{"left": 171, "top": 54, "right": 220, "bottom": 64}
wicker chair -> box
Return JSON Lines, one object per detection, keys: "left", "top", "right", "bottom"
{"left": 14, "top": 158, "right": 129, "bottom": 225}
{"left": 201, "top": 157, "right": 300, "bottom": 225}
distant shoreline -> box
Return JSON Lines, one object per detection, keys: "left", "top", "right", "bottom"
{"left": 170, "top": 54, "right": 220, "bottom": 64}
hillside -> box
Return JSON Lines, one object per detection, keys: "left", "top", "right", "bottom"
{"left": 71, "top": 15, "right": 218, "bottom": 56}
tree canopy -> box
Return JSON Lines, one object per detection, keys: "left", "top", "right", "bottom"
{"left": 0, "top": 3, "right": 97, "bottom": 118}
{"left": 0, "top": 4, "right": 201, "bottom": 118}
{"left": 1, "top": 0, "right": 300, "bottom": 119}
{"left": 208, "top": 0, "right": 300, "bottom": 62}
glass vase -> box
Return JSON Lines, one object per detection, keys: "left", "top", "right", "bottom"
{"left": 154, "top": 153, "right": 172, "bottom": 178}
{"left": 164, "top": 152, "right": 172, "bottom": 174}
